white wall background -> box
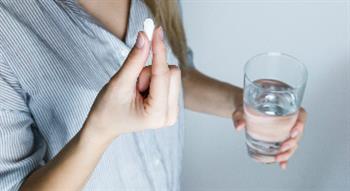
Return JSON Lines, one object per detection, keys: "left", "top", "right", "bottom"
{"left": 181, "top": 0, "right": 350, "bottom": 190}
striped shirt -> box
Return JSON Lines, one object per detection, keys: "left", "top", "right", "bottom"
{"left": 0, "top": 0, "right": 193, "bottom": 190}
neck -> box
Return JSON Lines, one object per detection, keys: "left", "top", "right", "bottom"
{"left": 78, "top": 0, "right": 131, "bottom": 41}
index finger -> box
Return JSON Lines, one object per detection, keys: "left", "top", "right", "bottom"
{"left": 151, "top": 26, "right": 169, "bottom": 75}
{"left": 147, "top": 26, "right": 170, "bottom": 110}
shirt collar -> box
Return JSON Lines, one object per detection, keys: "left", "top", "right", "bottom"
{"left": 56, "top": 0, "right": 97, "bottom": 24}
{"left": 56, "top": 0, "right": 154, "bottom": 61}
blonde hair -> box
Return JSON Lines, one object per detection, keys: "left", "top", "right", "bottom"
{"left": 144, "top": 0, "right": 188, "bottom": 69}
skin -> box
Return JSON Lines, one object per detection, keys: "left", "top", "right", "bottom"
{"left": 20, "top": 0, "right": 307, "bottom": 190}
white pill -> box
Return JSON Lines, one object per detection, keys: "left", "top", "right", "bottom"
{"left": 143, "top": 18, "right": 155, "bottom": 41}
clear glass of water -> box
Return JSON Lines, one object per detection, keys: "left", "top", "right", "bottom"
{"left": 244, "top": 52, "right": 307, "bottom": 163}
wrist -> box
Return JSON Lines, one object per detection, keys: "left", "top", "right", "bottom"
{"left": 231, "top": 86, "right": 243, "bottom": 112}
{"left": 79, "top": 119, "right": 117, "bottom": 150}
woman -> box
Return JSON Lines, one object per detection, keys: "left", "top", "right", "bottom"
{"left": 0, "top": 0, "right": 307, "bottom": 190}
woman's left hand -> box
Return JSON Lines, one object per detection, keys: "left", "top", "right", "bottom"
{"left": 232, "top": 106, "right": 307, "bottom": 170}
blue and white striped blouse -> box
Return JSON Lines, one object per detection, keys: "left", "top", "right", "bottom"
{"left": 0, "top": 0, "right": 193, "bottom": 190}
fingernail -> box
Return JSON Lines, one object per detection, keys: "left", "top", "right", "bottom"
{"left": 159, "top": 26, "right": 164, "bottom": 41}
{"left": 291, "top": 131, "right": 299, "bottom": 138}
{"left": 136, "top": 32, "right": 145, "bottom": 48}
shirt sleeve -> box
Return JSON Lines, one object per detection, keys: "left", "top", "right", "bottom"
{"left": 185, "top": 47, "right": 195, "bottom": 68}
{"left": 178, "top": 0, "right": 196, "bottom": 68}
{"left": 0, "top": 49, "right": 47, "bottom": 190}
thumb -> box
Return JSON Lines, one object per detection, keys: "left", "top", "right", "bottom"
{"left": 111, "top": 32, "right": 150, "bottom": 86}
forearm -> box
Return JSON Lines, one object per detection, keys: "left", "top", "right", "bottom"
{"left": 20, "top": 124, "right": 113, "bottom": 191}
{"left": 182, "top": 68, "right": 243, "bottom": 118}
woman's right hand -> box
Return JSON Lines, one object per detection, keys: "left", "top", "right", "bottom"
{"left": 83, "top": 27, "right": 181, "bottom": 142}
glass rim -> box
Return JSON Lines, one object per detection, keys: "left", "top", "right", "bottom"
{"left": 244, "top": 52, "right": 308, "bottom": 91}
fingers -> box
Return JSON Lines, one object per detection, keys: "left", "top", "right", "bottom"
{"left": 151, "top": 26, "right": 168, "bottom": 75}
{"left": 279, "top": 161, "right": 288, "bottom": 170}
{"left": 147, "top": 26, "right": 170, "bottom": 111}
{"left": 112, "top": 32, "right": 150, "bottom": 87}
{"left": 139, "top": 64, "right": 180, "bottom": 127}
{"left": 137, "top": 66, "right": 151, "bottom": 93}
{"left": 298, "top": 107, "right": 307, "bottom": 123}
{"left": 290, "top": 121, "right": 304, "bottom": 139}
{"left": 290, "top": 108, "right": 307, "bottom": 139}
{"left": 166, "top": 65, "right": 181, "bottom": 126}
{"left": 276, "top": 108, "right": 306, "bottom": 170}
{"left": 279, "top": 137, "right": 298, "bottom": 153}
{"left": 232, "top": 106, "right": 245, "bottom": 131}
{"left": 276, "top": 144, "right": 298, "bottom": 163}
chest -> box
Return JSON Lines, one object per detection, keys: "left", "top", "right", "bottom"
{"left": 78, "top": 0, "right": 131, "bottom": 41}
{"left": 2, "top": 0, "right": 179, "bottom": 128}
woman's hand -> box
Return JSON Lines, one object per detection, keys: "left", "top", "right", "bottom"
{"left": 84, "top": 27, "right": 181, "bottom": 142}
{"left": 232, "top": 106, "right": 307, "bottom": 170}
{"left": 20, "top": 27, "right": 180, "bottom": 191}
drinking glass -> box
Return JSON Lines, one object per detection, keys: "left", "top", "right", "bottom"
{"left": 244, "top": 52, "right": 307, "bottom": 163}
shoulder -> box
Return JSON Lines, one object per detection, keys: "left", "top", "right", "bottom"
{"left": 0, "top": 0, "right": 36, "bottom": 36}
{"left": 0, "top": 0, "right": 58, "bottom": 65}
{"left": 0, "top": 0, "right": 62, "bottom": 30}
